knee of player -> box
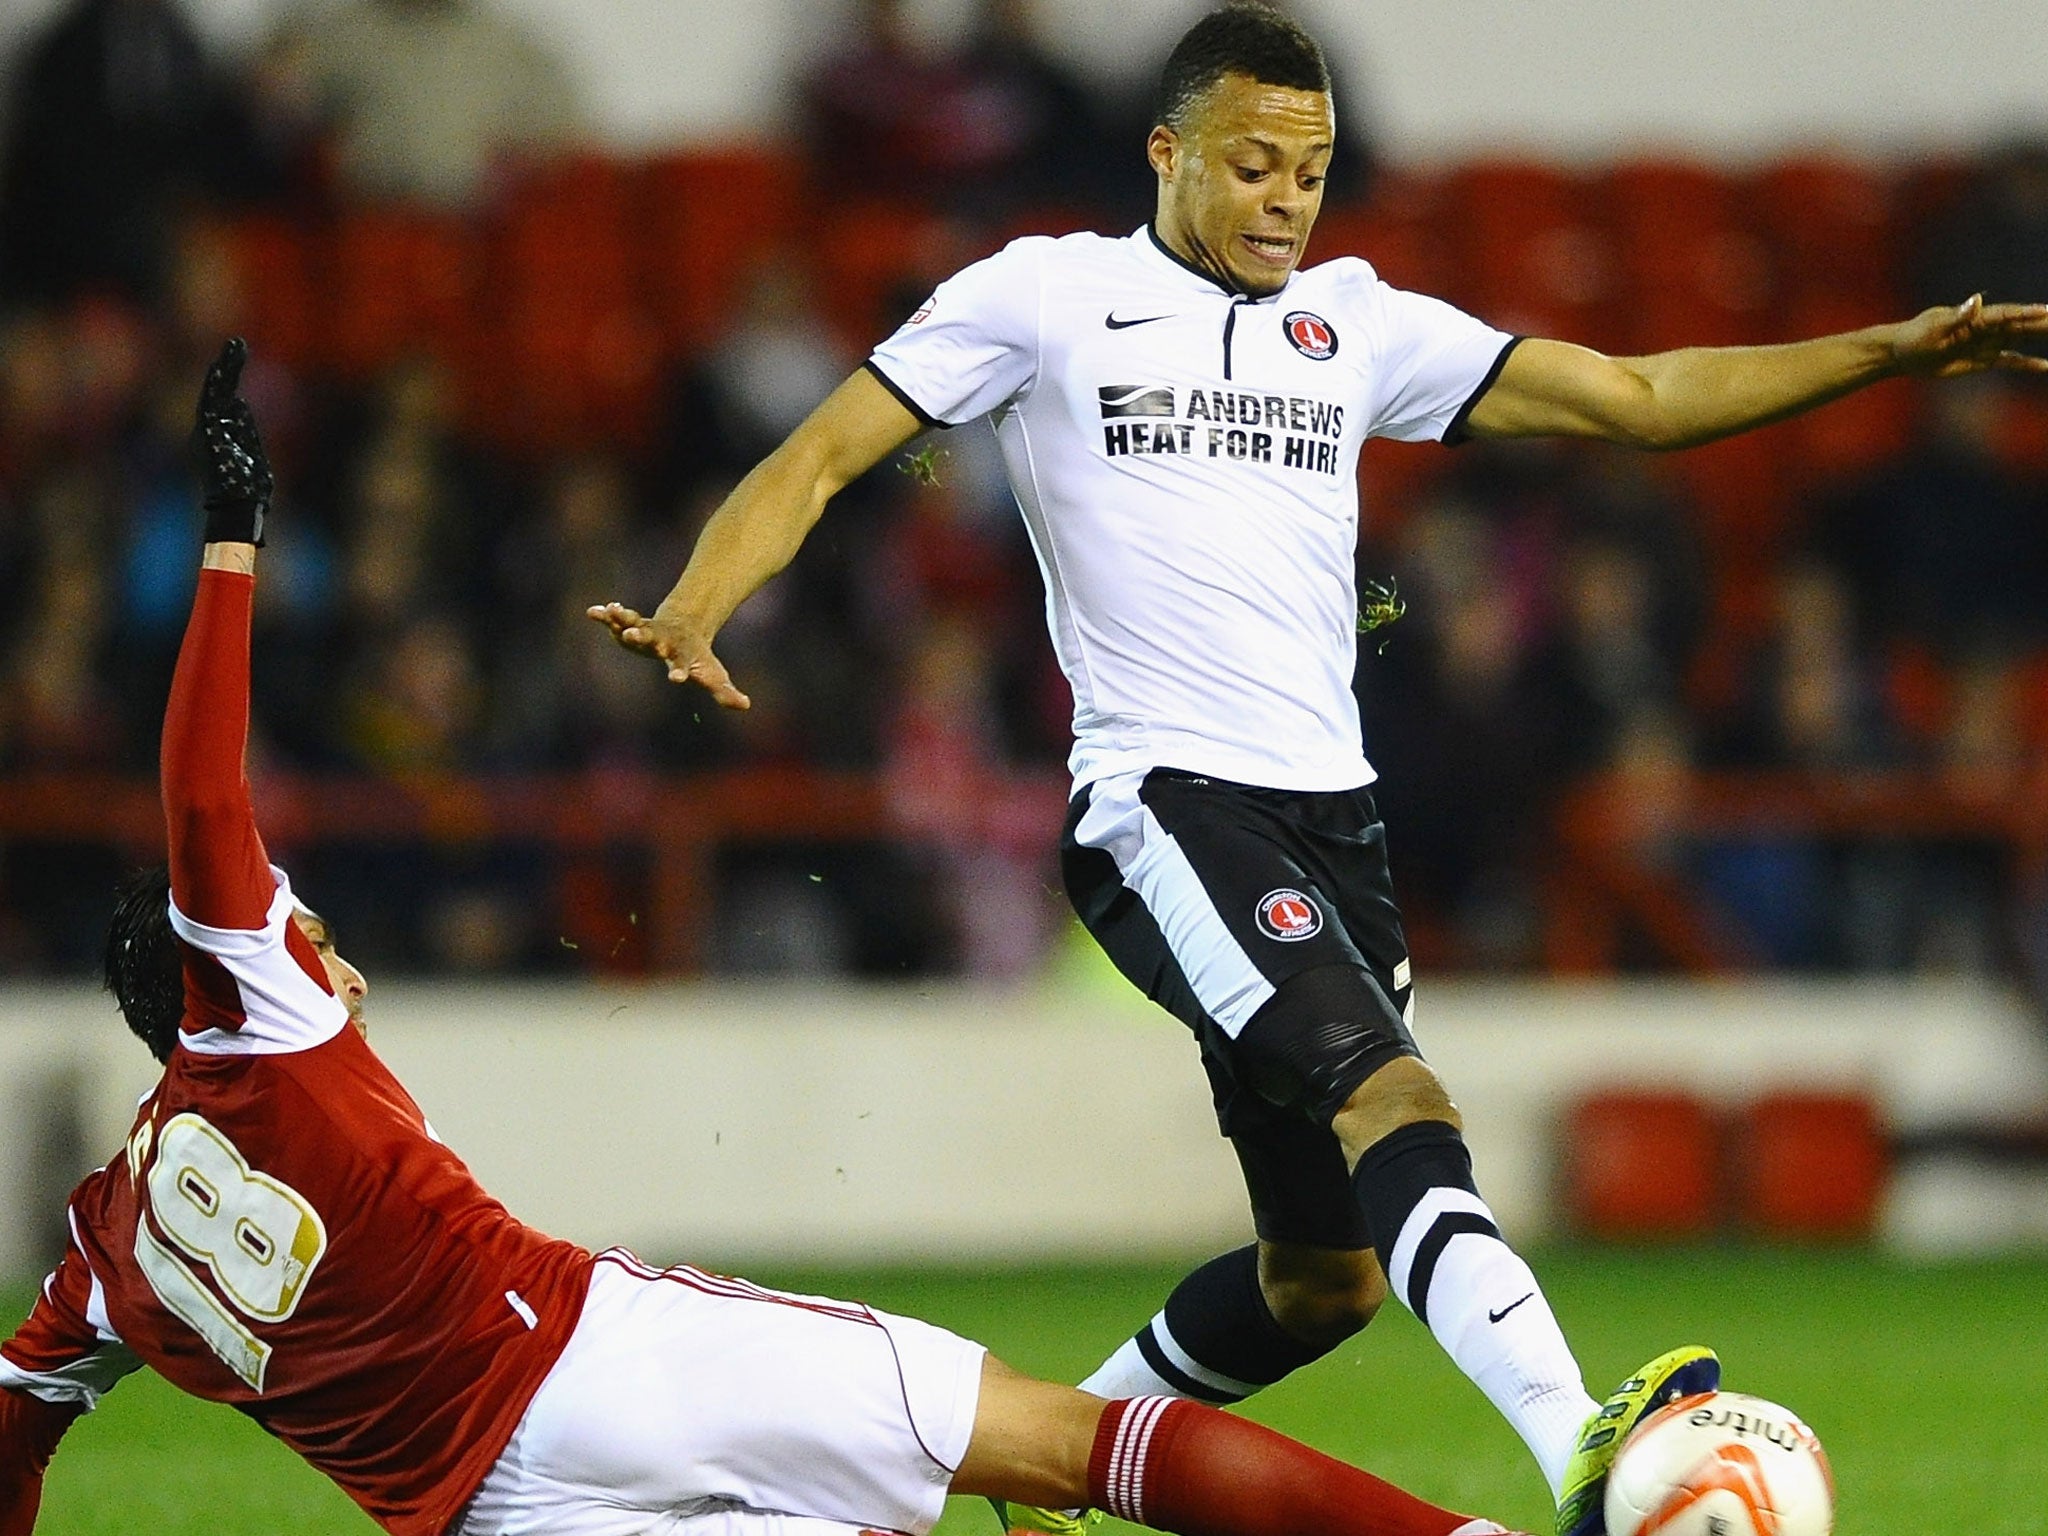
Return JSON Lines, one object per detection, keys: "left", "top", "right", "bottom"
{"left": 1262, "top": 1264, "right": 1385, "bottom": 1345}
{"left": 1331, "top": 1056, "right": 1464, "bottom": 1153}
{"left": 1377, "top": 1059, "right": 1461, "bottom": 1126}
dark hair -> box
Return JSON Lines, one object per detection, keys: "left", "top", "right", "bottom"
{"left": 105, "top": 864, "right": 182, "bottom": 1064}
{"left": 1155, "top": 2, "right": 1330, "bottom": 132}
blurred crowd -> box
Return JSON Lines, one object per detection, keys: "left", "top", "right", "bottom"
{"left": 2, "top": 0, "right": 2046, "bottom": 988}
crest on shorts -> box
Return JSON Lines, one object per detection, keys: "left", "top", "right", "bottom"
{"left": 1256, "top": 887, "right": 1323, "bottom": 941}
{"left": 1283, "top": 311, "right": 1338, "bottom": 360}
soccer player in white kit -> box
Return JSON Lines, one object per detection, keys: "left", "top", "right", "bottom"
{"left": 0, "top": 342, "right": 1538, "bottom": 1536}
{"left": 594, "top": 8, "right": 2048, "bottom": 1536}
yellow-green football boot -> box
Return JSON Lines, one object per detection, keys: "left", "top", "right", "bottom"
{"left": 1555, "top": 1345, "right": 1720, "bottom": 1536}
{"left": 985, "top": 1500, "right": 1103, "bottom": 1536}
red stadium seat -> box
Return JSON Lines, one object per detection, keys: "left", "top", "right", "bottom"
{"left": 1734, "top": 1091, "right": 1888, "bottom": 1239}
{"left": 642, "top": 145, "right": 803, "bottom": 355}
{"left": 487, "top": 155, "right": 659, "bottom": 449}
{"left": 1311, "top": 169, "right": 1459, "bottom": 298}
{"left": 326, "top": 209, "right": 479, "bottom": 380}
{"left": 1565, "top": 1088, "right": 1720, "bottom": 1239}
{"left": 811, "top": 199, "right": 970, "bottom": 349}
{"left": 1441, "top": 160, "right": 1617, "bottom": 350}
{"left": 1749, "top": 155, "right": 1899, "bottom": 321}
{"left": 495, "top": 154, "right": 637, "bottom": 321}
{"left": 211, "top": 214, "right": 320, "bottom": 372}
{"left": 1603, "top": 159, "right": 1770, "bottom": 353}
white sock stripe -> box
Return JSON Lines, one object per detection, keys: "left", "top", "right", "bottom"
{"left": 1128, "top": 1396, "right": 1173, "bottom": 1522}
{"left": 1385, "top": 1186, "right": 1496, "bottom": 1304}
{"left": 1149, "top": 1317, "right": 1264, "bottom": 1400}
{"left": 1114, "top": 1409, "right": 1146, "bottom": 1531}
{"left": 1112, "top": 1401, "right": 1146, "bottom": 1519}
{"left": 1110, "top": 1396, "right": 1172, "bottom": 1522}
{"left": 1108, "top": 1406, "right": 1137, "bottom": 1519}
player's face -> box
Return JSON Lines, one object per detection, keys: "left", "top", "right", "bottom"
{"left": 295, "top": 909, "right": 368, "bottom": 1034}
{"left": 1150, "top": 73, "right": 1333, "bottom": 298}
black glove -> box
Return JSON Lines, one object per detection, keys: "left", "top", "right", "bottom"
{"left": 194, "top": 337, "right": 273, "bottom": 547}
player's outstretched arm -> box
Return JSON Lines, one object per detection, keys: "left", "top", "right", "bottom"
{"left": 1464, "top": 294, "right": 2048, "bottom": 450}
{"left": 164, "top": 338, "right": 276, "bottom": 931}
{"left": 588, "top": 366, "right": 924, "bottom": 708}
{"left": 0, "top": 1390, "right": 84, "bottom": 1536}
{"left": 1, "top": 1229, "right": 142, "bottom": 1536}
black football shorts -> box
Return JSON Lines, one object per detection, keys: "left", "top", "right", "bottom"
{"left": 1060, "top": 766, "right": 1422, "bottom": 1248}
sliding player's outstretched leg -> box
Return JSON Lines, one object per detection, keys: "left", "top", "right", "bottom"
{"left": 956, "top": 1358, "right": 1526, "bottom": 1536}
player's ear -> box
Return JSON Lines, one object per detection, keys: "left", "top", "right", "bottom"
{"left": 1148, "top": 124, "right": 1182, "bottom": 182}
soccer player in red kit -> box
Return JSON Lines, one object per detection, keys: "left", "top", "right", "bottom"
{"left": 0, "top": 341, "right": 1532, "bottom": 1536}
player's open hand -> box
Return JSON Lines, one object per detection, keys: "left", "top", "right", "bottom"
{"left": 586, "top": 601, "right": 751, "bottom": 709}
{"left": 1890, "top": 294, "right": 2048, "bottom": 378}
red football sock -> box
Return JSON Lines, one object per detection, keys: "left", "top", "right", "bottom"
{"left": 1086, "top": 1396, "right": 1503, "bottom": 1536}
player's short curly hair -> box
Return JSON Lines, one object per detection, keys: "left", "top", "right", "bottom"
{"left": 105, "top": 864, "right": 182, "bottom": 1064}
{"left": 1155, "top": 2, "right": 1331, "bottom": 132}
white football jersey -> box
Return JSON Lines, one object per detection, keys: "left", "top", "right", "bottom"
{"left": 868, "top": 225, "right": 1515, "bottom": 793}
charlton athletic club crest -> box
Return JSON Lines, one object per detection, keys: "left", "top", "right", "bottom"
{"left": 1283, "top": 311, "right": 1338, "bottom": 360}
{"left": 1256, "top": 887, "right": 1323, "bottom": 942}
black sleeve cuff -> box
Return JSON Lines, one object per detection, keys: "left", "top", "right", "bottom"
{"left": 1443, "top": 336, "right": 1525, "bottom": 447}
{"left": 863, "top": 359, "right": 946, "bottom": 431}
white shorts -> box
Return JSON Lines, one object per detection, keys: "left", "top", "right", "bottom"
{"left": 457, "top": 1251, "right": 988, "bottom": 1536}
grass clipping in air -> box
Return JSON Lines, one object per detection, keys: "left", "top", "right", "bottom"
{"left": 1357, "top": 575, "right": 1405, "bottom": 649}
{"left": 899, "top": 443, "right": 950, "bottom": 488}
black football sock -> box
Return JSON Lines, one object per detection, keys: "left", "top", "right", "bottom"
{"left": 1077, "top": 1244, "right": 1331, "bottom": 1404}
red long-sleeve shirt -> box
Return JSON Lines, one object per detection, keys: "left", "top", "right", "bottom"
{"left": 0, "top": 568, "right": 593, "bottom": 1535}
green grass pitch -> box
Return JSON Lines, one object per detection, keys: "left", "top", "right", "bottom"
{"left": 11, "top": 1249, "right": 2045, "bottom": 1535}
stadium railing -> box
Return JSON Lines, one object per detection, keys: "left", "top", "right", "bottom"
{"left": 1548, "top": 763, "right": 2048, "bottom": 972}
{"left": 3, "top": 765, "right": 2043, "bottom": 977}
{"left": 0, "top": 768, "right": 1069, "bottom": 973}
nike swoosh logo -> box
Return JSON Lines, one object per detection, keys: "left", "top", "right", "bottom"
{"left": 1488, "top": 1293, "right": 1536, "bottom": 1324}
{"left": 1105, "top": 312, "right": 1174, "bottom": 330}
